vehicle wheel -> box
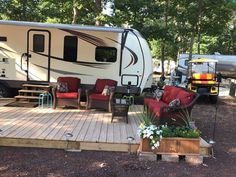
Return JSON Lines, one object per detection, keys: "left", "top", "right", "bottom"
{"left": 0, "top": 85, "right": 9, "bottom": 98}
{"left": 209, "top": 95, "right": 218, "bottom": 104}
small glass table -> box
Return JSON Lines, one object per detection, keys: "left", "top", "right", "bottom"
{"left": 111, "top": 98, "right": 129, "bottom": 123}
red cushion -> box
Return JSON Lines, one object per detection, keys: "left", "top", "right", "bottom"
{"left": 89, "top": 94, "right": 110, "bottom": 101}
{"left": 151, "top": 101, "right": 168, "bottom": 117}
{"left": 162, "top": 86, "right": 181, "bottom": 104}
{"left": 56, "top": 92, "right": 78, "bottom": 99}
{"left": 95, "top": 79, "right": 117, "bottom": 93}
{"left": 144, "top": 98, "right": 155, "bottom": 105}
{"left": 176, "top": 90, "right": 194, "bottom": 106}
{"left": 148, "top": 101, "right": 168, "bottom": 112}
{"left": 57, "top": 77, "right": 80, "bottom": 92}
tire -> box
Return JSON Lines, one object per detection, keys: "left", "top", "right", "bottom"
{"left": 209, "top": 95, "right": 218, "bottom": 104}
{"left": 0, "top": 84, "right": 10, "bottom": 98}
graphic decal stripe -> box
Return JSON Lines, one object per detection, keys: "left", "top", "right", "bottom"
{"left": 60, "top": 29, "right": 107, "bottom": 46}
{"left": 33, "top": 51, "right": 111, "bottom": 69}
{"left": 33, "top": 63, "right": 91, "bottom": 76}
{"left": 0, "top": 46, "right": 16, "bottom": 53}
{"left": 124, "top": 55, "right": 134, "bottom": 69}
{"left": 106, "top": 37, "right": 138, "bottom": 66}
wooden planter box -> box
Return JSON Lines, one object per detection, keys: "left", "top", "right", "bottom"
{"left": 139, "top": 137, "right": 200, "bottom": 155}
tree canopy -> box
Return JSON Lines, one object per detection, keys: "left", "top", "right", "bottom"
{"left": 0, "top": 0, "right": 235, "bottom": 63}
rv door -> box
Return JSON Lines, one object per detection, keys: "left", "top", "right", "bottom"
{"left": 26, "top": 29, "right": 51, "bottom": 82}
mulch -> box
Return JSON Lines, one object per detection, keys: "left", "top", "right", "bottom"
{"left": 0, "top": 96, "right": 236, "bottom": 177}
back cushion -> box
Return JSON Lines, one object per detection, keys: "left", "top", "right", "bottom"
{"left": 95, "top": 79, "right": 117, "bottom": 93}
{"left": 162, "top": 86, "right": 181, "bottom": 104}
{"left": 176, "top": 90, "right": 194, "bottom": 106}
{"left": 57, "top": 77, "right": 80, "bottom": 92}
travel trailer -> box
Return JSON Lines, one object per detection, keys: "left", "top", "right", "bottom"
{"left": 0, "top": 20, "right": 153, "bottom": 97}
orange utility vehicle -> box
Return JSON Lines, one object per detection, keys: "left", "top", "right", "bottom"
{"left": 187, "top": 58, "right": 220, "bottom": 103}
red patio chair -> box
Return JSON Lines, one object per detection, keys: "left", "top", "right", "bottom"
{"left": 52, "top": 77, "right": 81, "bottom": 109}
{"left": 86, "top": 79, "right": 117, "bottom": 112}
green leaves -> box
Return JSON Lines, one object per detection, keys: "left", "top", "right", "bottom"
{"left": 0, "top": 0, "right": 235, "bottom": 55}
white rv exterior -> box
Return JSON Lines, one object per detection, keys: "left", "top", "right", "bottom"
{"left": 0, "top": 20, "right": 153, "bottom": 97}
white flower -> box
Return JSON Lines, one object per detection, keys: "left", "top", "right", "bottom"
{"left": 156, "top": 130, "right": 161, "bottom": 135}
{"left": 149, "top": 135, "right": 153, "bottom": 139}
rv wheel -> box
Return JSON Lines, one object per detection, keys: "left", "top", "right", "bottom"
{"left": 0, "top": 85, "right": 9, "bottom": 98}
{"left": 209, "top": 95, "right": 218, "bottom": 104}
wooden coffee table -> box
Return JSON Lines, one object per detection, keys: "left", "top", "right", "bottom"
{"left": 111, "top": 98, "right": 129, "bottom": 123}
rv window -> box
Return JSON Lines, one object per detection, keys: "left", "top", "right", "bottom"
{"left": 95, "top": 47, "right": 117, "bottom": 62}
{"left": 184, "top": 60, "right": 189, "bottom": 66}
{"left": 33, "top": 34, "right": 45, "bottom": 52}
{"left": 0, "top": 36, "right": 7, "bottom": 42}
{"left": 64, "top": 36, "right": 77, "bottom": 62}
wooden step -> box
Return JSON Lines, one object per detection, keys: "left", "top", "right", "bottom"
{"left": 15, "top": 95, "right": 39, "bottom": 100}
{"left": 22, "top": 84, "right": 51, "bottom": 88}
{"left": 18, "top": 89, "right": 48, "bottom": 94}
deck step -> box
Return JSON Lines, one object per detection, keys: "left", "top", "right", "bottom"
{"left": 22, "top": 84, "right": 51, "bottom": 88}
{"left": 18, "top": 89, "right": 47, "bottom": 94}
{"left": 15, "top": 95, "right": 39, "bottom": 100}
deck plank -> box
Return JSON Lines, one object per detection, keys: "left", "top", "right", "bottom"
{"left": 91, "top": 111, "right": 104, "bottom": 142}
{"left": 21, "top": 108, "right": 55, "bottom": 138}
{"left": 29, "top": 110, "right": 66, "bottom": 139}
{"left": 0, "top": 108, "right": 36, "bottom": 136}
{"left": 6, "top": 109, "right": 51, "bottom": 137}
{"left": 39, "top": 110, "right": 71, "bottom": 139}
{"left": 66, "top": 110, "right": 87, "bottom": 141}
{"left": 46, "top": 110, "right": 76, "bottom": 140}
{"left": 84, "top": 111, "right": 100, "bottom": 142}
{"left": 98, "top": 112, "right": 109, "bottom": 143}
{"left": 75, "top": 110, "right": 94, "bottom": 141}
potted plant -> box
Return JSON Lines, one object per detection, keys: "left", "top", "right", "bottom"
{"left": 137, "top": 112, "right": 162, "bottom": 151}
{"left": 138, "top": 110, "right": 201, "bottom": 154}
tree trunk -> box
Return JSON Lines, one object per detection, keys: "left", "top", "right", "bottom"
{"left": 188, "top": 26, "right": 196, "bottom": 61}
{"left": 161, "top": 42, "right": 165, "bottom": 80}
{"left": 72, "top": 6, "right": 78, "bottom": 24}
{"left": 197, "top": 26, "right": 201, "bottom": 54}
{"left": 95, "top": 0, "right": 102, "bottom": 26}
{"left": 196, "top": 0, "right": 203, "bottom": 54}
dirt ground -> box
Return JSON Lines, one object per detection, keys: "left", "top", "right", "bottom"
{"left": 0, "top": 96, "right": 236, "bottom": 177}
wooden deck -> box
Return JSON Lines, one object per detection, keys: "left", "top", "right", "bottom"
{"left": 0, "top": 100, "right": 211, "bottom": 155}
{"left": 0, "top": 104, "right": 143, "bottom": 152}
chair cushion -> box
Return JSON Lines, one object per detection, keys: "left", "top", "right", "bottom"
{"left": 162, "top": 86, "right": 182, "bottom": 104}
{"left": 95, "top": 79, "right": 117, "bottom": 93}
{"left": 176, "top": 90, "right": 194, "bottom": 106}
{"left": 153, "top": 89, "right": 164, "bottom": 101}
{"left": 56, "top": 92, "right": 78, "bottom": 99}
{"left": 102, "top": 85, "right": 110, "bottom": 96}
{"left": 148, "top": 101, "right": 168, "bottom": 112}
{"left": 57, "top": 82, "right": 69, "bottom": 93}
{"left": 57, "top": 77, "right": 80, "bottom": 92}
{"left": 89, "top": 93, "right": 110, "bottom": 101}
{"left": 169, "top": 98, "right": 181, "bottom": 107}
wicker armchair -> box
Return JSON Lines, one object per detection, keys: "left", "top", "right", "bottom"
{"left": 86, "top": 79, "right": 117, "bottom": 112}
{"left": 144, "top": 86, "right": 199, "bottom": 126}
{"left": 52, "top": 77, "right": 81, "bottom": 109}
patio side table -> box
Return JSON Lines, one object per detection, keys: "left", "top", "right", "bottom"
{"left": 111, "top": 98, "right": 129, "bottom": 123}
